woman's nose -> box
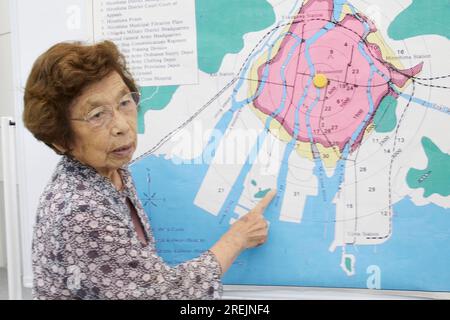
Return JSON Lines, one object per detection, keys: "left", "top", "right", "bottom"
{"left": 110, "top": 110, "right": 131, "bottom": 136}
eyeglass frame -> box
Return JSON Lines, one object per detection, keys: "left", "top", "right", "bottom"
{"left": 70, "top": 91, "right": 141, "bottom": 128}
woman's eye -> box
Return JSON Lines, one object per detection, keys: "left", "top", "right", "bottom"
{"left": 89, "top": 111, "right": 105, "bottom": 120}
{"left": 119, "top": 99, "right": 132, "bottom": 108}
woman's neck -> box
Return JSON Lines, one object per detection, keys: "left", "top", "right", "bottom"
{"left": 69, "top": 156, "right": 124, "bottom": 191}
{"left": 97, "top": 167, "right": 123, "bottom": 191}
{"left": 110, "top": 169, "right": 124, "bottom": 191}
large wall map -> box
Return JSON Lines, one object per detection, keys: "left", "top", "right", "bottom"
{"left": 129, "top": 0, "right": 450, "bottom": 292}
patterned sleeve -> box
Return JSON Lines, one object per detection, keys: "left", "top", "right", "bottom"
{"left": 62, "top": 204, "right": 223, "bottom": 300}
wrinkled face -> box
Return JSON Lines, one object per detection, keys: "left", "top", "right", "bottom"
{"left": 67, "top": 71, "right": 138, "bottom": 177}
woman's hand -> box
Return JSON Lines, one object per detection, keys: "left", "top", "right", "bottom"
{"left": 210, "top": 189, "right": 277, "bottom": 275}
{"left": 226, "top": 189, "right": 277, "bottom": 250}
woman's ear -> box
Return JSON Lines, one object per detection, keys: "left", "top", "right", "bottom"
{"left": 52, "top": 143, "right": 67, "bottom": 154}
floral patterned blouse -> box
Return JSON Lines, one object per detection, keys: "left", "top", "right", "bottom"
{"left": 32, "top": 156, "right": 223, "bottom": 300}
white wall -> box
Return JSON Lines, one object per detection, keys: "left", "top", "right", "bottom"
{"left": 0, "top": 0, "right": 14, "bottom": 269}
{"left": 9, "top": 0, "right": 91, "bottom": 287}
{"left": 0, "top": 0, "right": 15, "bottom": 176}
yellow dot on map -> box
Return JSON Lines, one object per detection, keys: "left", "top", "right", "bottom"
{"left": 313, "top": 73, "right": 329, "bottom": 89}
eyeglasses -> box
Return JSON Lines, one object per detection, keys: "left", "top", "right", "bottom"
{"left": 70, "top": 92, "right": 140, "bottom": 128}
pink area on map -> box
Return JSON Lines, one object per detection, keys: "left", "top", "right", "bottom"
{"left": 253, "top": 0, "right": 423, "bottom": 152}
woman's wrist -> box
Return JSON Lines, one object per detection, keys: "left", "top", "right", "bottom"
{"left": 221, "top": 228, "right": 247, "bottom": 253}
{"left": 210, "top": 229, "right": 246, "bottom": 275}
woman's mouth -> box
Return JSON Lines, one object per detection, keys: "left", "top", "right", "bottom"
{"left": 111, "top": 143, "right": 133, "bottom": 157}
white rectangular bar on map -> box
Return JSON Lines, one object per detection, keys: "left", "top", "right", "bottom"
{"left": 92, "top": 0, "right": 198, "bottom": 86}
{"left": 194, "top": 107, "right": 264, "bottom": 216}
{"left": 279, "top": 151, "right": 317, "bottom": 224}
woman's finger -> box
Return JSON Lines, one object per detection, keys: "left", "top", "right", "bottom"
{"left": 253, "top": 189, "right": 277, "bottom": 214}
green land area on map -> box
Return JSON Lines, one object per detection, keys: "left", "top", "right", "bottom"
{"left": 407, "top": 137, "right": 450, "bottom": 198}
{"left": 388, "top": 0, "right": 450, "bottom": 40}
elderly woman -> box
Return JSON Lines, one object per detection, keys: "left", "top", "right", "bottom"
{"left": 23, "top": 40, "right": 276, "bottom": 300}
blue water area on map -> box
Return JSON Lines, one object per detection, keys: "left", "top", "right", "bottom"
{"left": 130, "top": 155, "right": 450, "bottom": 291}
{"left": 333, "top": 0, "right": 347, "bottom": 21}
{"left": 348, "top": 198, "right": 450, "bottom": 292}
